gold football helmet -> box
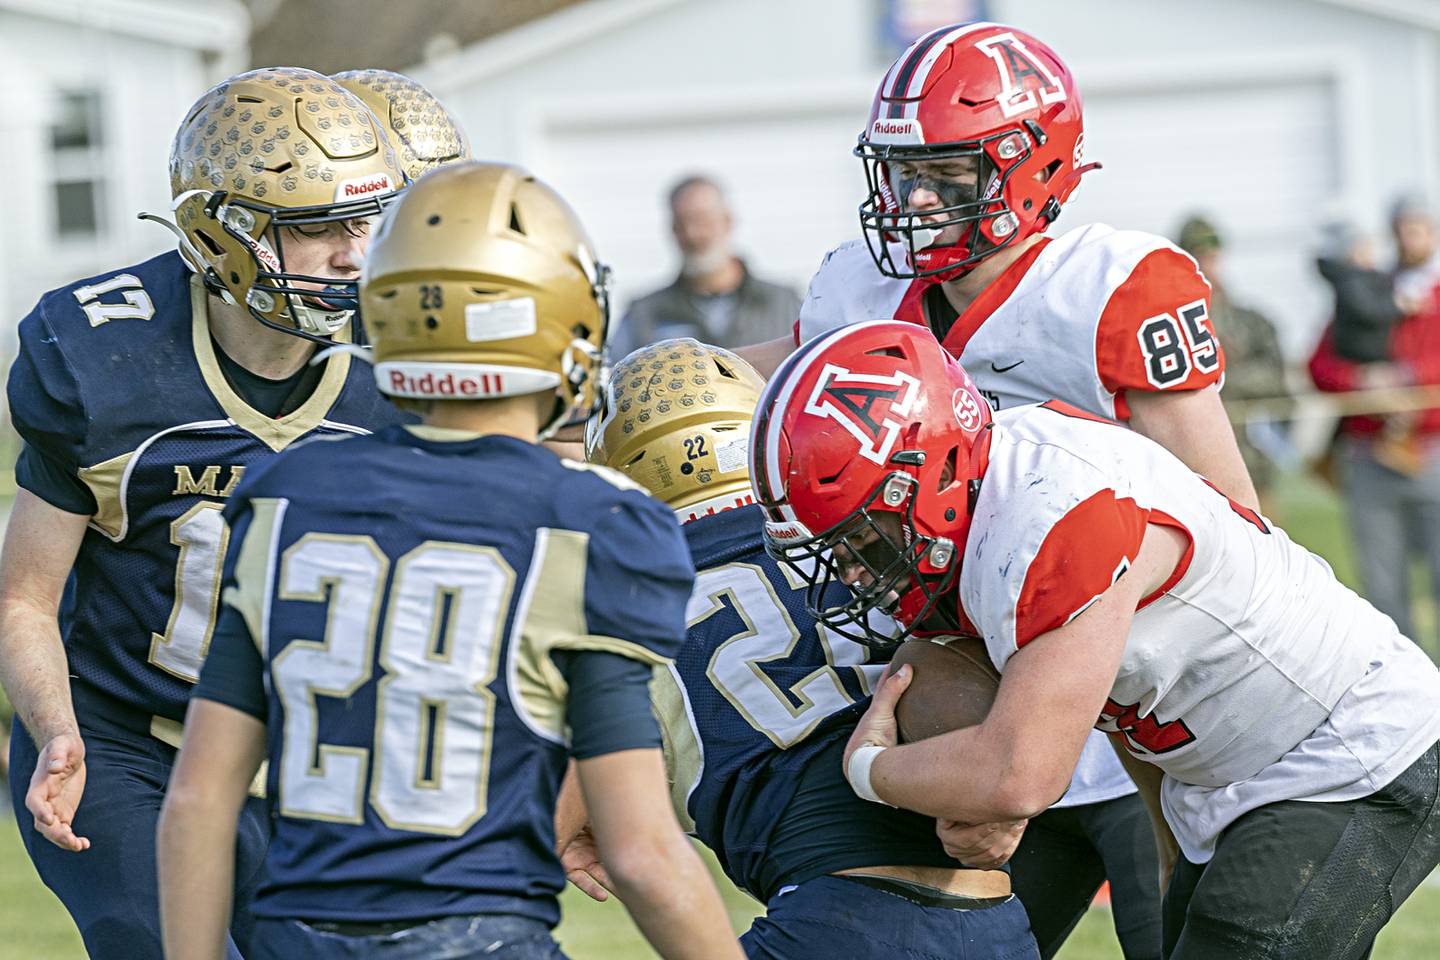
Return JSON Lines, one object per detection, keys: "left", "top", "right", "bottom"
{"left": 156, "top": 67, "right": 406, "bottom": 340}
{"left": 331, "top": 69, "right": 469, "bottom": 181}
{"left": 587, "top": 339, "right": 764, "bottom": 521}
{"left": 361, "top": 161, "right": 611, "bottom": 435}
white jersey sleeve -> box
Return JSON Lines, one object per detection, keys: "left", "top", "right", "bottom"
{"left": 796, "top": 240, "right": 912, "bottom": 345}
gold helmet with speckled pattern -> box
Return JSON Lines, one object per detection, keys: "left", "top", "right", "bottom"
{"left": 159, "top": 67, "right": 406, "bottom": 341}
{"left": 331, "top": 69, "right": 469, "bottom": 181}
{"left": 587, "top": 339, "right": 764, "bottom": 521}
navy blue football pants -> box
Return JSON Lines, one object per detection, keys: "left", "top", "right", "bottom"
{"left": 8, "top": 704, "right": 270, "bottom": 960}
{"left": 251, "top": 914, "right": 567, "bottom": 959}
{"left": 741, "top": 874, "right": 1039, "bottom": 960}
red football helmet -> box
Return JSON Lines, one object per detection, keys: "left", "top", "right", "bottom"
{"left": 856, "top": 22, "right": 1097, "bottom": 282}
{"left": 750, "top": 320, "right": 994, "bottom": 647}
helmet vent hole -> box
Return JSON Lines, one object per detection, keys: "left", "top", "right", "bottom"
{"left": 1039, "top": 159, "right": 1062, "bottom": 183}
{"left": 268, "top": 161, "right": 294, "bottom": 174}
{"left": 195, "top": 229, "right": 224, "bottom": 257}
{"left": 468, "top": 287, "right": 502, "bottom": 297}
{"left": 712, "top": 357, "right": 738, "bottom": 379}
{"left": 508, "top": 204, "right": 525, "bottom": 235}
{"left": 425, "top": 316, "right": 439, "bottom": 329}
{"left": 624, "top": 451, "right": 646, "bottom": 467}
{"left": 818, "top": 470, "right": 843, "bottom": 486}
{"left": 377, "top": 290, "right": 398, "bottom": 300}
{"left": 427, "top": 214, "right": 441, "bottom": 226}
{"left": 865, "top": 347, "right": 905, "bottom": 359}
{"left": 237, "top": 95, "right": 264, "bottom": 104}
{"left": 939, "top": 447, "right": 958, "bottom": 491}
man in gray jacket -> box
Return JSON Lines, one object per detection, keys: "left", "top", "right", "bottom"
{"left": 614, "top": 175, "right": 800, "bottom": 355}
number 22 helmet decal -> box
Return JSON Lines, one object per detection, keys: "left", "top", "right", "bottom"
{"left": 856, "top": 22, "right": 1098, "bottom": 282}
{"left": 588, "top": 339, "right": 766, "bottom": 523}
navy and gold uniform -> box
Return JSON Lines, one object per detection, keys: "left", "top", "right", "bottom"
{"left": 5, "top": 251, "right": 406, "bottom": 959}
{"left": 194, "top": 425, "right": 692, "bottom": 940}
{"left": 8, "top": 251, "right": 402, "bottom": 720}
{"left": 658, "top": 505, "right": 1037, "bottom": 960}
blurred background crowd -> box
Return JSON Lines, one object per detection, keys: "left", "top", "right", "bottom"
{"left": 2, "top": 0, "right": 1440, "bottom": 800}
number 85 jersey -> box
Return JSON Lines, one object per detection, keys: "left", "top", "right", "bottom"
{"left": 6, "top": 252, "right": 404, "bottom": 723}
{"left": 799, "top": 223, "right": 1223, "bottom": 419}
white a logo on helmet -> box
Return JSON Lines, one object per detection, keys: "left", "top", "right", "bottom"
{"left": 804, "top": 363, "right": 920, "bottom": 465}
{"left": 975, "top": 33, "right": 1067, "bottom": 119}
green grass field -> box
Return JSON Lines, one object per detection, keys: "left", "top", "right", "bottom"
{"left": 3, "top": 472, "right": 1439, "bottom": 957}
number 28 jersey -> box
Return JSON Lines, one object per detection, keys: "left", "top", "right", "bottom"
{"left": 6, "top": 252, "right": 403, "bottom": 723}
{"left": 208, "top": 428, "right": 694, "bottom": 923}
{"left": 962, "top": 403, "right": 1440, "bottom": 862}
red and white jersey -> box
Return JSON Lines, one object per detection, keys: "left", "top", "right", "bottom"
{"left": 797, "top": 223, "right": 1224, "bottom": 419}
{"left": 964, "top": 402, "right": 1440, "bottom": 862}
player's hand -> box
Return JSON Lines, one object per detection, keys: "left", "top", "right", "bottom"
{"left": 559, "top": 822, "right": 615, "bottom": 902}
{"left": 843, "top": 663, "right": 912, "bottom": 774}
{"left": 26, "top": 732, "right": 91, "bottom": 852}
{"left": 936, "top": 817, "right": 1026, "bottom": 869}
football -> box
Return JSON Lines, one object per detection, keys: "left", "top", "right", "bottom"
{"left": 891, "top": 636, "right": 1002, "bottom": 743}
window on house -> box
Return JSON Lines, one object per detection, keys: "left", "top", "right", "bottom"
{"left": 49, "top": 90, "right": 105, "bottom": 240}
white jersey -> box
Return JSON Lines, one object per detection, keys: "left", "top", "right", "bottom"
{"left": 801, "top": 223, "right": 1226, "bottom": 806}
{"left": 799, "top": 224, "right": 1222, "bottom": 418}
{"left": 963, "top": 403, "right": 1440, "bottom": 862}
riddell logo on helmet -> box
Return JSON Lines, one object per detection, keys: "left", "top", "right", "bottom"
{"left": 334, "top": 173, "right": 395, "bottom": 202}
{"left": 869, "top": 118, "right": 924, "bottom": 145}
{"left": 239, "top": 232, "right": 281, "bottom": 273}
{"left": 388, "top": 369, "right": 504, "bottom": 397}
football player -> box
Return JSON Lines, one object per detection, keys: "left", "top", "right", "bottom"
{"left": 157, "top": 162, "right": 744, "bottom": 960}
{"left": 0, "top": 67, "right": 461, "bottom": 959}
{"left": 755, "top": 320, "right": 1440, "bottom": 960}
{"left": 737, "top": 22, "right": 1261, "bottom": 957}
{"left": 579, "top": 339, "right": 1038, "bottom": 960}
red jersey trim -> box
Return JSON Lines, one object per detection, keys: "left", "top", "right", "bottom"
{"left": 892, "top": 239, "right": 1053, "bottom": 357}
{"left": 1139, "top": 509, "right": 1194, "bottom": 610}
{"left": 1094, "top": 248, "right": 1223, "bottom": 404}
{"left": 1013, "top": 487, "right": 1149, "bottom": 649}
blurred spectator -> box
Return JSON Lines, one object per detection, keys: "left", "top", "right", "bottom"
{"left": 1309, "top": 197, "right": 1440, "bottom": 637}
{"left": 1176, "top": 215, "right": 1290, "bottom": 499}
{"left": 612, "top": 174, "right": 800, "bottom": 357}
{"left": 1392, "top": 193, "right": 1440, "bottom": 312}
{"left": 1316, "top": 221, "right": 1401, "bottom": 363}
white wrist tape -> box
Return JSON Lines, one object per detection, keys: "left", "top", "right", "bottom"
{"left": 847, "top": 744, "right": 894, "bottom": 806}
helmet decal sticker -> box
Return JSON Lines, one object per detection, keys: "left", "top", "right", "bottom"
{"left": 802, "top": 363, "right": 921, "bottom": 465}
{"left": 975, "top": 32, "right": 1068, "bottom": 119}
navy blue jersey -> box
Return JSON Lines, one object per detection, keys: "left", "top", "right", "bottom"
{"left": 653, "top": 505, "right": 887, "bottom": 895}
{"left": 5, "top": 252, "right": 405, "bottom": 721}
{"left": 208, "top": 427, "right": 694, "bottom": 925}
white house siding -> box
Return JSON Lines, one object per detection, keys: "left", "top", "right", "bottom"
{"left": 417, "top": 0, "right": 1439, "bottom": 358}
{"left": 0, "top": 1, "right": 247, "bottom": 335}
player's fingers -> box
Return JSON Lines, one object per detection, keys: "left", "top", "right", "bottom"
{"left": 566, "top": 867, "right": 611, "bottom": 902}
{"left": 25, "top": 781, "right": 56, "bottom": 826}
{"left": 872, "top": 663, "right": 912, "bottom": 710}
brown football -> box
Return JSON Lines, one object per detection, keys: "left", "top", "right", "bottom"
{"left": 891, "top": 636, "right": 1002, "bottom": 743}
